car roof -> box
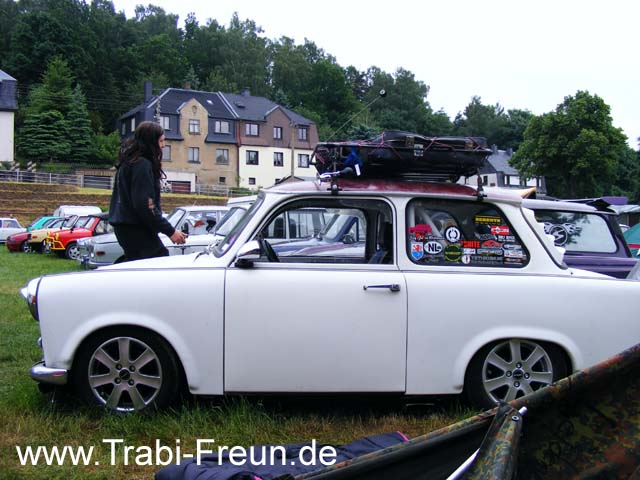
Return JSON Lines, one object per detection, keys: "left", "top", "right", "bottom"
{"left": 523, "top": 198, "right": 605, "bottom": 214}
{"left": 175, "top": 205, "right": 229, "bottom": 211}
{"left": 265, "top": 179, "right": 523, "bottom": 203}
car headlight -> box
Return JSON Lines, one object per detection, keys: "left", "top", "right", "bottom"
{"left": 20, "top": 277, "right": 41, "bottom": 322}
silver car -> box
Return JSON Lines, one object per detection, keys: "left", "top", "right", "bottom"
{"left": 78, "top": 206, "right": 229, "bottom": 268}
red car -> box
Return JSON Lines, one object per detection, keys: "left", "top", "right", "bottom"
{"left": 45, "top": 213, "right": 111, "bottom": 259}
{"left": 6, "top": 217, "right": 61, "bottom": 253}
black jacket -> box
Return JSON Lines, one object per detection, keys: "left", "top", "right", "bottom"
{"left": 109, "top": 157, "right": 175, "bottom": 237}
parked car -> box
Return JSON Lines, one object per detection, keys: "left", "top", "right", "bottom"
{"left": 45, "top": 213, "right": 112, "bottom": 260}
{"left": 78, "top": 206, "right": 230, "bottom": 268}
{"left": 6, "top": 217, "right": 61, "bottom": 252}
{"left": 52, "top": 205, "right": 101, "bottom": 217}
{"left": 28, "top": 216, "right": 91, "bottom": 252}
{"left": 23, "top": 173, "right": 640, "bottom": 413}
{"left": 523, "top": 198, "right": 637, "bottom": 278}
{"left": 623, "top": 223, "right": 640, "bottom": 256}
{"left": 0, "top": 217, "right": 25, "bottom": 243}
{"left": 26, "top": 215, "right": 59, "bottom": 232}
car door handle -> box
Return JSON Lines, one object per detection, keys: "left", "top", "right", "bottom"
{"left": 363, "top": 284, "right": 401, "bottom": 292}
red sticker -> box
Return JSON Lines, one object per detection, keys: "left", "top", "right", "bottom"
{"left": 491, "top": 225, "right": 510, "bottom": 236}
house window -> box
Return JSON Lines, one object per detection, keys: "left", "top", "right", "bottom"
{"left": 188, "top": 147, "right": 200, "bottom": 163}
{"left": 159, "top": 116, "right": 170, "bottom": 130}
{"left": 162, "top": 145, "right": 171, "bottom": 161}
{"left": 273, "top": 126, "right": 283, "bottom": 139}
{"left": 245, "top": 123, "right": 259, "bottom": 136}
{"left": 121, "top": 122, "right": 126, "bottom": 135}
{"left": 298, "top": 127, "right": 308, "bottom": 141}
{"left": 273, "top": 152, "right": 284, "bottom": 167}
{"left": 504, "top": 174, "right": 511, "bottom": 186}
{"left": 298, "top": 154, "right": 310, "bottom": 168}
{"left": 246, "top": 150, "right": 259, "bottom": 165}
{"left": 219, "top": 177, "right": 226, "bottom": 184}
{"left": 216, "top": 149, "right": 229, "bottom": 165}
{"left": 130, "top": 118, "right": 135, "bottom": 131}
{"left": 249, "top": 177, "right": 256, "bottom": 185}
{"left": 214, "top": 120, "right": 230, "bottom": 134}
{"left": 189, "top": 119, "right": 200, "bottom": 134}
{"left": 483, "top": 175, "right": 488, "bottom": 186}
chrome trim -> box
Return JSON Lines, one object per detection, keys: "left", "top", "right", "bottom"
{"left": 30, "top": 361, "right": 68, "bottom": 385}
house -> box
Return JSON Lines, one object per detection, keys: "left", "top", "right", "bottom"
{"left": 118, "top": 84, "right": 318, "bottom": 190}
{"left": 460, "top": 146, "right": 547, "bottom": 195}
{"left": 0, "top": 70, "right": 18, "bottom": 165}
{"left": 221, "top": 89, "right": 318, "bottom": 189}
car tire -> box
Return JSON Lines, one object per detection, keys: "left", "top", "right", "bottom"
{"left": 464, "top": 338, "right": 568, "bottom": 410}
{"left": 42, "top": 241, "right": 50, "bottom": 254}
{"left": 65, "top": 242, "right": 79, "bottom": 260}
{"left": 73, "top": 327, "right": 181, "bottom": 413}
{"left": 21, "top": 241, "right": 31, "bottom": 253}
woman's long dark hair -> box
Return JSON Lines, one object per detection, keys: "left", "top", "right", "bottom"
{"left": 117, "top": 121, "right": 165, "bottom": 180}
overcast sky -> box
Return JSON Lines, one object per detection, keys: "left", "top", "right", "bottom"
{"left": 113, "top": 0, "right": 639, "bottom": 147}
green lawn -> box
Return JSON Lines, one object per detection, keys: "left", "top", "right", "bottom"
{"left": 0, "top": 247, "right": 473, "bottom": 479}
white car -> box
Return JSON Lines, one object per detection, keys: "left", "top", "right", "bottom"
{"left": 78, "top": 205, "right": 230, "bottom": 268}
{"left": 23, "top": 176, "right": 640, "bottom": 412}
{"left": 0, "top": 217, "right": 25, "bottom": 243}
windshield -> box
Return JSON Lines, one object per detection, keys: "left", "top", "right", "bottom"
{"left": 62, "top": 216, "right": 78, "bottom": 227}
{"left": 215, "top": 195, "right": 264, "bottom": 255}
{"left": 215, "top": 207, "right": 247, "bottom": 237}
{"left": 166, "top": 209, "right": 185, "bottom": 228}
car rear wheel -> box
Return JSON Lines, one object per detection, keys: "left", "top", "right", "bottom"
{"left": 65, "top": 242, "right": 79, "bottom": 260}
{"left": 464, "top": 338, "right": 568, "bottom": 410}
{"left": 74, "top": 328, "right": 180, "bottom": 412}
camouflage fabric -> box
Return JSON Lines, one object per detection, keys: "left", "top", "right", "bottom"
{"left": 294, "top": 342, "right": 640, "bottom": 480}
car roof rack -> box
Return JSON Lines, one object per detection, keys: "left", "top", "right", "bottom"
{"left": 312, "top": 130, "right": 492, "bottom": 184}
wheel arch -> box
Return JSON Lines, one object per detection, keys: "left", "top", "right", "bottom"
{"left": 454, "top": 327, "right": 579, "bottom": 388}
{"left": 64, "top": 321, "right": 193, "bottom": 392}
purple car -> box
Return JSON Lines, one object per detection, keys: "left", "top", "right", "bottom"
{"left": 524, "top": 198, "right": 636, "bottom": 279}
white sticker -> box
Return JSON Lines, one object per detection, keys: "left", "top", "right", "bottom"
{"left": 444, "top": 226, "right": 461, "bottom": 243}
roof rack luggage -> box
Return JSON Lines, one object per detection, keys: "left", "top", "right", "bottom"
{"left": 313, "top": 130, "right": 492, "bottom": 182}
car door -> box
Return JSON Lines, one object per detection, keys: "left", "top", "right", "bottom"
{"left": 224, "top": 197, "right": 408, "bottom": 393}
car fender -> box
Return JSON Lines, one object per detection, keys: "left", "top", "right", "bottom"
{"left": 451, "top": 326, "right": 582, "bottom": 390}
{"left": 54, "top": 312, "right": 203, "bottom": 390}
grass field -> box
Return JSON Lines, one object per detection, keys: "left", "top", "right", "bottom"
{"left": 0, "top": 247, "right": 474, "bottom": 479}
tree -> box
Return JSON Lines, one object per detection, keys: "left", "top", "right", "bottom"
{"left": 90, "top": 130, "right": 121, "bottom": 166}
{"left": 511, "top": 91, "right": 627, "bottom": 198}
{"left": 68, "top": 85, "right": 93, "bottom": 162}
{"left": 18, "top": 57, "right": 75, "bottom": 163}
{"left": 610, "top": 146, "right": 640, "bottom": 203}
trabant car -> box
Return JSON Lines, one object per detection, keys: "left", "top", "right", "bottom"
{"left": 45, "top": 213, "right": 112, "bottom": 260}
{"left": 22, "top": 177, "right": 640, "bottom": 413}
{"left": 0, "top": 217, "right": 25, "bottom": 243}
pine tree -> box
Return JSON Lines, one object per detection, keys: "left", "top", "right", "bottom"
{"left": 68, "top": 85, "right": 93, "bottom": 163}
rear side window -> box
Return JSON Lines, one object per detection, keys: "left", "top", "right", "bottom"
{"left": 533, "top": 210, "right": 616, "bottom": 253}
{"left": 406, "top": 199, "right": 529, "bottom": 268}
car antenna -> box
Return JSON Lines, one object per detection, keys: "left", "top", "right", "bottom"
{"left": 325, "top": 89, "right": 387, "bottom": 141}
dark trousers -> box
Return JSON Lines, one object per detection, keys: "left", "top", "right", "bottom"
{"left": 113, "top": 224, "right": 169, "bottom": 262}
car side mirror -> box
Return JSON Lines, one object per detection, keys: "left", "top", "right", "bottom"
{"left": 234, "top": 240, "right": 261, "bottom": 269}
{"left": 342, "top": 233, "right": 355, "bottom": 244}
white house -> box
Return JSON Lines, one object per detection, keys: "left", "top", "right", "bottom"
{"left": 0, "top": 70, "right": 18, "bottom": 165}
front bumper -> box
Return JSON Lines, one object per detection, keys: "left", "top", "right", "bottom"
{"left": 30, "top": 361, "right": 68, "bottom": 386}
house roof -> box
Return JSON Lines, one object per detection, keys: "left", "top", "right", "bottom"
{"left": 480, "top": 149, "right": 519, "bottom": 175}
{"left": 0, "top": 70, "right": 16, "bottom": 81}
{"left": 220, "top": 92, "right": 314, "bottom": 125}
{"left": 119, "top": 88, "right": 235, "bottom": 121}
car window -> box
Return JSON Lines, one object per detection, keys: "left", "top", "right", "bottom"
{"left": 215, "top": 207, "right": 247, "bottom": 238}
{"left": 406, "top": 199, "right": 529, "bottom": 268}
{"left": 254, "top": 198, "right": 393, "bottom": 264}
{"left": 533, "top": 210, "right": 617, "bottom": 253}
{"left": 180, "top": 211, "right": 222, "bottom": 235}
{"left": 4, "top": 219, "right": 20, "bottom": 228}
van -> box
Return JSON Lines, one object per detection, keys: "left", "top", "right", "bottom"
{"left": 53, "top": 205, "right": 102, "bottom": 217}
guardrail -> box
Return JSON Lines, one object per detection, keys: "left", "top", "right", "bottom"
{"left": 0, "top": 170, "right": 254, "bottom": 197}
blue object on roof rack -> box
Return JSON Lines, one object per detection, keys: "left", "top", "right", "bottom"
{"left": 313, "top": 130, "right": 492, "bottom": 182}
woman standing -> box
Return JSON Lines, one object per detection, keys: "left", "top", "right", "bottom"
{"left": 109, "top": 121, "right": 186, "bottom": 261}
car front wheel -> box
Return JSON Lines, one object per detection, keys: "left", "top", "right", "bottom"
{"left": 464, "top": 338, "right": 568, "bottom": 410}
{"left": 73, "top": 328, "right": 180, "bottom": 412}
{"left": 21, "top": 241, "right": 31, "bottom": 253}
{"left": 65, "top": 242, "right": 79, "bottom": 260}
